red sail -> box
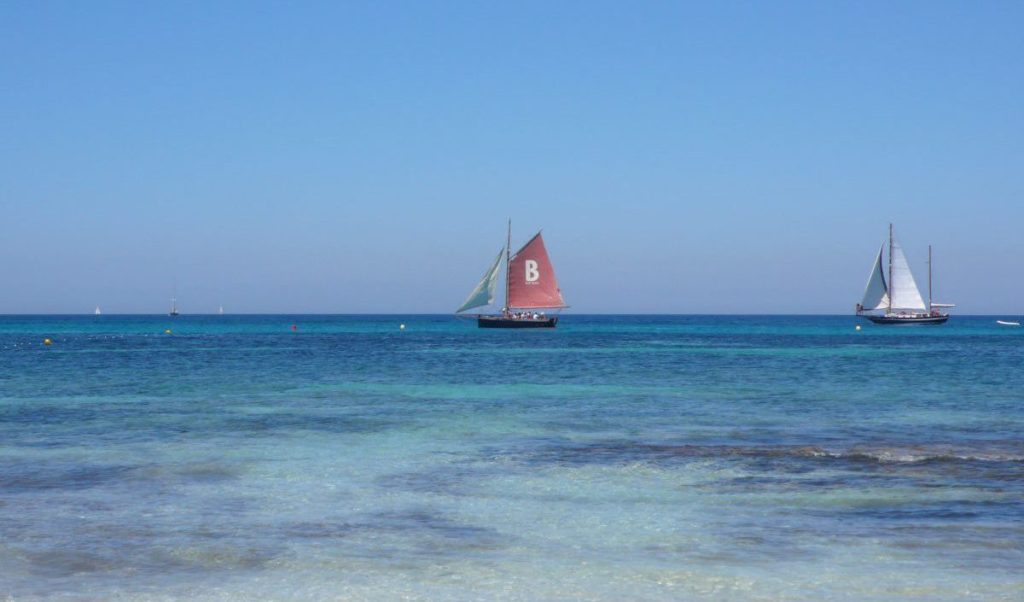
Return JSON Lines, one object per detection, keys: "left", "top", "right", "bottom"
{"left": 507, "top": 232, "right": 566, "bottom": 309}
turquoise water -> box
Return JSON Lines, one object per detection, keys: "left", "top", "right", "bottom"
{"left": 1, "top": 315, "right": 1022, "bottom": 600}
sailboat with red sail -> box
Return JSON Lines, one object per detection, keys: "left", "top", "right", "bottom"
{"left": 456, "top": 221, "right": 567, "bottom": 328}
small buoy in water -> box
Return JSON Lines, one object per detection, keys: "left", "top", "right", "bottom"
{"left": 165, "top": 329, "right": 172, "bottom": 334}
{"left": 400, "top": 324, "right": 405, "bottom": 330}
{"left": 855, "top": 325, "right": 861, "bottom": 331}
{"left": 291, "top": 324, "right": 298, "bottom": 332}
{"left": 43, "top": 338, "right": 52, "bottom": 346}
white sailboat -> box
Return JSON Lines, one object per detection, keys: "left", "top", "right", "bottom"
{"left": 94, "top": 306, "right": 101, "bottom": 316}
{"left": 169, "top": 297, "right": 180, "bottom": 317}
{"left": 218, "top": 305, "right": 224, "bottom": 315}
{"left": 856, "top": 224, "right": 953, "bottom": 324}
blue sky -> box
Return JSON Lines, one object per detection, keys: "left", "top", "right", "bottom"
{"left": 1, "top": 1, "right": 1021, "bottom": 313}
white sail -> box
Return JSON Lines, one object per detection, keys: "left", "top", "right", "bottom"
{"left": 890, "top": 234, "right": 927, "bottom": 311}
{"left": 456, "top": 249, "right": 503, "bottom": 313}
{"left": 861, "top": 243, "right": 889, "bottom": 310}
{"left": 94, "top": 306, "right": 101, "bottom": 315}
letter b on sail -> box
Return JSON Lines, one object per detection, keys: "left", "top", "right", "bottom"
{"left": 525, "top": 260, "right": 540, "bottom": 283}
{"left": 507, "top": 232, "right": 566, "bottom": 308}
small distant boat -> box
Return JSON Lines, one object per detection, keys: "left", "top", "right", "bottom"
{"left": 94, "top": 306, "right": 101, "bottom": 316}
{"left": 456, "top": 220, "right": 567, "bottom": 328}
{"left": 856, "top": 224, "right": 953, "bottom": 325}
{"left": 169, "top": 297, "right": 180, "bottom": 317}
{"left": 218, "top": 305, "right": 224, "bottom": 315}
{"left": 996, "top": 320, "right": 1020, "bottom": 326}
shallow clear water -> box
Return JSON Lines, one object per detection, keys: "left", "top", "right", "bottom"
{"left": 1, "top": 315, "right": 1022, "bottom": 600}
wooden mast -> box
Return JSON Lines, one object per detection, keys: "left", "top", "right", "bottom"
{"left": 888, "top": 223, "right": 893, "bottom": 316}
{"left": 504, "top": 218, "right": 511, "bottom": 315}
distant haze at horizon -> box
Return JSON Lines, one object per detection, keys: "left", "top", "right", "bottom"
{"left": 2, "top": 2, "right": 1021, "bottom": 314}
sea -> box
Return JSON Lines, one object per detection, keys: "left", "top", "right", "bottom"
{"left": 1, "top": 315, "right": 1021, "bottom": 601}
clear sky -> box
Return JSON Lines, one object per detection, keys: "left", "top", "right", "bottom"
{"left": 2, "top": 1, "right": 1021, "bottom": 314}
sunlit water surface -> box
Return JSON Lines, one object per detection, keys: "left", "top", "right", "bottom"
{"left": 1, "top": 315, "right": 1022, "bottom": 600}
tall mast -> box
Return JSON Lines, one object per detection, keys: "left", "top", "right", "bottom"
{"left": 928, "top": 244, "right": 933, "bottom": 312}
{"left": 504, "top": 218, "right": 511, "bottom": 313}
{"left": 888, "top": 223, "right": 893, "bottom": 315}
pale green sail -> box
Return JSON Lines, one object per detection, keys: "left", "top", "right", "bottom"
{"left": 456, "top": 249, "right": 503, "bottom": 313}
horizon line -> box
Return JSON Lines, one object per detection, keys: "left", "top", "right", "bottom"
{"left": 0, "top": 312, "right": 1020, "bottom": 317}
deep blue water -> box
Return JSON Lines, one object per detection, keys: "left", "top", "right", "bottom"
{"left": 1, "top": 315, "right": 1022, "bottom": 600}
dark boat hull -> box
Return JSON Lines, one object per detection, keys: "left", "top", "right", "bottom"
{"left": 861, "top": 314, "right": 948, "bottom": 325}
{"left": 478, "top": 316, "right": 558, "bottom": 329}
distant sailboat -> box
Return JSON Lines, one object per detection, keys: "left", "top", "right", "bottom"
{"left": 94, "top": 306, "right": 101, "bottom": 316}
{"left": 856, "top": 224, "right": 953, "bottom": 324}
{"left": 456, "top": 220, "right": 567, "bottom": 328}
{"left": 218, "top": 305, "right": 224, "bottom": 315}
{"left": 169, "top": 297, "right": 180, "bottom": 317}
